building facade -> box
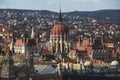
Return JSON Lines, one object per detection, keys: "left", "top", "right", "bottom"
{"left": 47, "top": 10, "right": 70, "bottom": 56}
{"left": 14, "top": 27, "right": 41, "bottom": 54}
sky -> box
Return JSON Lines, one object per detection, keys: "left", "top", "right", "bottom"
{"left": 0, "top": 0, "right": 120, "bottom": 12}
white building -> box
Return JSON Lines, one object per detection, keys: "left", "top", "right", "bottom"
{"left": 14, "top": 27, "right": 41, "bottom": 54}
{"left": 47, "top": 10, "right": 70, "bottom": 55}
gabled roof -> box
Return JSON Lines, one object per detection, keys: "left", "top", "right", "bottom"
{"left": 69, "top": 50, "right": 76, "bottom": 55}
{"left": 15, "top": 39, "right": 23, "bottom": 46}
{"left": 81, "top": 40, "right": 90, "bottom": 47}
{"left": 77, "top": 47, "right": 86, "bottom": 51}
{"left": 15, "top": 38, "right": 37, "bottom": 47}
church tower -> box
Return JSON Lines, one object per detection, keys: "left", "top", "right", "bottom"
{"left": 47, "top": 8, "right": 71, "bottom": 57}
{"left": 1, "top": 48, "right": 15, "bottom": 79}
{"left": 26, "top": 51, "right": 34, "bottom": 73}
{"left": 31, "top": 26, "right": 35, "bottom": 39}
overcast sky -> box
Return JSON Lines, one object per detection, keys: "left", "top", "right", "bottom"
{"left": 0, "top": 0, "right": 120, "bottom": 12}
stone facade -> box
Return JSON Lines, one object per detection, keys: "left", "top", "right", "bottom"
{"left": 47, "top": 18, "right": 70, "bottom": 55}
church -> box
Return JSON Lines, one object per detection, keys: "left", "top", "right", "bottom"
{"left": 47, "top": 9, "right": 71, "bottom": 58}
{"left": 13, "top": 26, "right": 41, "bottom": 54}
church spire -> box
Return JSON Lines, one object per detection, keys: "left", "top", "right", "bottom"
{"left": 31, "top": 26, "right": 34, "bottom": 39}
{"left": 6, "top": 48, "right": 11, "bottom": 60}
{"left": 1, "top": 48, "right": 15, "bottom": 79}
{"left": 59, "top": 7, "right": 62, "bottom": 22}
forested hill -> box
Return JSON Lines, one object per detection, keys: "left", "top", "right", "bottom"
{"left": 0, "top": 9, "right": 120, "bottom": 23}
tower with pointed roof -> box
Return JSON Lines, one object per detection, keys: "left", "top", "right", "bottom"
{"left": 26, "top": 51, "right": 34, "bottom": 72}
{"left": 1, "top": 48, "right": 15, "bottom": 79}
{"left": 31, "top": 26, "right": 35, "bottom": 39}
{"left": 59, "top": 7, "right": 62, "bottom": 22}
{"left": 47, "top": 8, "right": 71, "bottom": 58}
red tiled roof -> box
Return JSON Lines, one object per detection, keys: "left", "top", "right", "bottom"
{"left": 87, "top": 47, "right": 92, "bottom": 54}
{"left": 15, "top": 39, "right": 23, "bottom": 46}
{"left": 69, "top": 50, "right": 76, "bottom": 55}
{"left": 77, "top": 47, "right": 86, "bottom": 51}
{"left": 51, "top": 22, "right": 68, "bottom": 35}
{"left": 81, "top": 40, "right": 90, "bottom": 47}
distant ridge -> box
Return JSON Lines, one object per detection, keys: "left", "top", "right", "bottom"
{"left": 0, "top": 8, "right": 120, "bottom": 13}
{"left": 0, "top": 9, "right": 120, "bottom": 22}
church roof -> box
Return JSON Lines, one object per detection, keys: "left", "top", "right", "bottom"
{"left": 51, "top": 8, "right": 69, "bottom": 35}
{"left": 81, "top": 40, "right": 90, "bottom": 47}
{"left": 15, "top": 39, "right": 23, "bottom": 46}
{"left": 15, "top": 38, "right": 37, "bottom": 47}
{"left": 51, "top": 22, "right": 68, "bottom": 35}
